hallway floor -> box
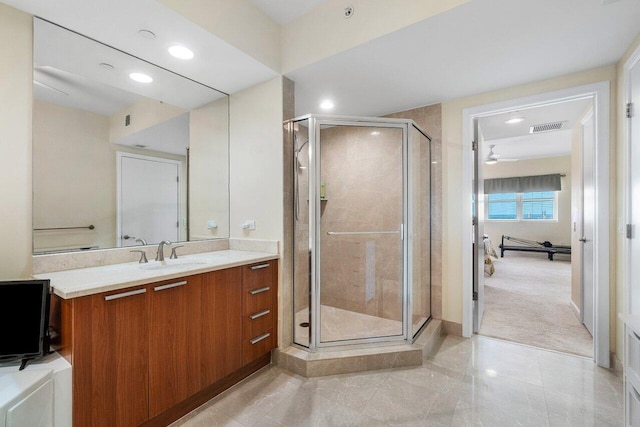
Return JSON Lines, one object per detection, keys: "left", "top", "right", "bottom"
{"left": 171, "top": 335, "right": 623, "bottom": 426}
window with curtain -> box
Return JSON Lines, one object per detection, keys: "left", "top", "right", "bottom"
{"left": 484, "top": 173, "right": 561, "bottom": 221}
{"left": 486, "top": 191, "right": 558, "bottom": 221}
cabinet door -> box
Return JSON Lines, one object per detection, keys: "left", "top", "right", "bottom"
{"left": 72, "top": 287, "right": 149, "bottom": 427}
{"left": 149, "top": 275, "right": 202, "bottom": 418}
{"left": 201, "top": 267, "right": 243, "bottom": 386}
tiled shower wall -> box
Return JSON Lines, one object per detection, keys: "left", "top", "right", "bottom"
{"left": 319, "top": 125, "right": 404, "bottom": 321}
{"left": 385, "top": 104, "right": 443, "bottom": 320}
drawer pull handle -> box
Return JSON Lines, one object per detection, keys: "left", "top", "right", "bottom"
{"left": 154, "top": 281, "right": 187, "bottom": 292}
{"left": 105, "top": 288, "right": 147, "bottom": 301}
{"left": 250, "top": 333, "right": 270, "bottom": 345}
{"left": 250, "top": 309, "right": 270, "bottom": 320}
{"left": 250, "top": 264, "right": 270, "bottom": 270}
{"left": 250, "top": 286, "right": 271, "bottom": 295}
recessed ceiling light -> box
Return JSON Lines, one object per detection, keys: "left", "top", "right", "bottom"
{"left": 138, "top": 29, "right": 156, "bottom": 40}
{"left": 129, "top": 72, "right": 153, "bottom": 83}
{"left": 371, "top": 131, "right": 380, "bottom": 136}
{"left": 320, "top": 99, "right": 334, "bottom": 110}
{"left": 168, "top": 45, "right": 194, "bottom": 60}
{"left": 505, "top": 116, "right": 525, "bottom": 125}
{"left": 98, "top": 63, "right": 114, "bottom": 71}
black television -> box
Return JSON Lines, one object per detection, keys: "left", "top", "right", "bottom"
{"left": 0, "top": 279, "right": 52, "bottom": 370}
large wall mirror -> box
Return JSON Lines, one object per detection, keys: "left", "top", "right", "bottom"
{"left": 32, "top": 18, "right": 230, "bottom": 255}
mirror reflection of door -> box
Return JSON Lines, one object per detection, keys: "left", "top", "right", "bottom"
{"left": 117, "top": 153, "right": 181, "bottom": 247}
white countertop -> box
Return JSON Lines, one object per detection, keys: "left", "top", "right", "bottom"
{"left": 33, "top": 250, "right": 279, "bottom": 299}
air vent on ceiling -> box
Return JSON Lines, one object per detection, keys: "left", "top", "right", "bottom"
{"left": 529, "top": 121, "right": 567, "bottom": 134}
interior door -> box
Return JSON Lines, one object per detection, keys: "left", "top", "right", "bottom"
{"left": 581, "top": 109, "right": 595, "bottom": 337}
{"left": 628, "top": 59, "right": 640, "bottom": 330}
{"left": 473, "top": 119, "right": 485, "bottom": 333}
{"left": 118, "top": 153, "right": 180, "bottom": 247}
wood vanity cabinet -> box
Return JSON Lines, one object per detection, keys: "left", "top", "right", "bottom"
{"left": 201, "top": 267, "right": 244, "bottom": 386}
{"left": 148, "top": 275, "right": 202, "bottom": 417}
{"left": 54, "top": 259, "right": 278, "bottom": 427}
{"left": 70, "top": 285, "right": 150, "bottom": 427}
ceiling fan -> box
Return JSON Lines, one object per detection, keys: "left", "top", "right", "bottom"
{"left": 485, "top": 144, "right": 518, "bottom": 164}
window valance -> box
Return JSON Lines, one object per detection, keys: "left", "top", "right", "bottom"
{"left": 484, "top": 173, "right": 562, "bottom": 194}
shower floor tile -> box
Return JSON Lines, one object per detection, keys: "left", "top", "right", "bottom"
{"left": 294, "top": 305, "right": 402, "bottom": 346}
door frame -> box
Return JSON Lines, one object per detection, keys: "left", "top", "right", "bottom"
{"left": 116, "top": 151, "right": 183, "bottom": 248}
{"left": 461, "top": 81, "right": 611, "bottom": 367}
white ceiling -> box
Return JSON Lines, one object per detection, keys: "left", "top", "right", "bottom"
{"left": 479, "top": 98, "right": 593, "bottom": 161}
{"left": 285, "top": 0, "right": 640, "bottom": 117}
{"left": 480, "top": 98, "right": 593, "bottom": 141}
{"left": 250, "top": 0, "right": 327, "bottom": 24}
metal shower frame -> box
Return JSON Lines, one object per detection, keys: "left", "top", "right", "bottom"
{"left": 288, "top": 114, "right": 432, "bottom": 351}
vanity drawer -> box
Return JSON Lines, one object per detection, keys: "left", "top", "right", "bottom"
{"left": 242, "top": 261, "right": 275, "bottom": 292}
{"left": 241, "top": 260, "right": 277, "bottom": 365}
{"left": 244, "top": 329, "right": 274, "bottom": 365}
{"left": 243, "top": 285, "right": 273, "bottom": 315}
{"left": 244, "top": 307, "right": 273, "bottom": 339}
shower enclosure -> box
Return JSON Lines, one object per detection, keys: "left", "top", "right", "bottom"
{"left": 288, "top": 114, "right": 432, "bottom": 350}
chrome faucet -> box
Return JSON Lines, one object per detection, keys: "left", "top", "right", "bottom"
{"left": 155, "top": 240, "right": 172, "bottom": 261}
{"left": 136, "top": 238, "right": 147, "bottom": 246}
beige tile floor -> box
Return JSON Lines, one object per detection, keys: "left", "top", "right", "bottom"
{"left": 294, "top": 305, "right": 403, "bottom": 346}
{"left": 294, "top": 306, "right": 429, "bottom": 346}
{"left": 171, "top": 335, "right": 623, "bottom": 426}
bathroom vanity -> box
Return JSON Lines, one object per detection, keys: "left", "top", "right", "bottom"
{"left": 37, "top": 251, "right": 278, "bottom": 427}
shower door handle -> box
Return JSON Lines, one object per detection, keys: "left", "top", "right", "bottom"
{"left": 326, "top": 230, "right": 400, "bottom": 235}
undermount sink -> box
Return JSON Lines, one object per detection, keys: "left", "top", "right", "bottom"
{"left": 139, "top": 261, "right": 207, "bottom": 271}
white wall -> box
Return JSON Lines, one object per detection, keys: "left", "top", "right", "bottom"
{"left": 0, "top": 3, "right": 32, "bottom": 279}
{"left": 483, "top": 156, "right": 572, "bottom": 248}
{"left": 33, "top": 100, "right": 114, "bottom": 251}
{"left": 229, "top": 76, "right": 284, "bottom": 243}
{"left": 189, "top": 97, "right": 230, "bottom": 240}
{"left": 32, "top": 99, "right": 187, "bottom": 252}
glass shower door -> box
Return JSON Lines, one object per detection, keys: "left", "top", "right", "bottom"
{"left": 316, "top": 122, "right": 405, "bottom": 345}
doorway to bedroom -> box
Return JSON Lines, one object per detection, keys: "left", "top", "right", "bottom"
{"left": 473, "top": 96, "right": 595, "bottom": 359}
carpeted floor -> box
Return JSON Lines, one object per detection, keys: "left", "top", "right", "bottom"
{"left": 479, "top": 252, "right": 593, "bottom": 358}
